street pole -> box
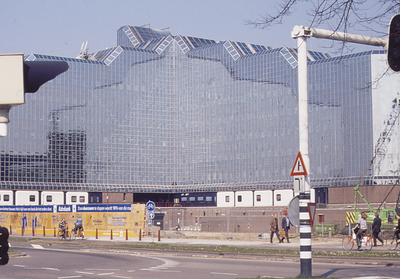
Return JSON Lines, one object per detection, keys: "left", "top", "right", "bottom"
{"left": 292, "top": 26, "right": 312, "bottom": 277}
{"left": 291, "top": 24, "right": 386, "bottom": 277}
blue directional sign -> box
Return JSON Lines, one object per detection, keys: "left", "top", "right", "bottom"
{"left": 146, "top": 200, "right": 155, "bottom": 211}
{"left": 148, "top": 212, "right": 155, "bottom": 220}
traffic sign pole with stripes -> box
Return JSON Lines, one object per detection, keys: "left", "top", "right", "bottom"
{"left": 292, "top": 26, "right": 312, "bottom": 276}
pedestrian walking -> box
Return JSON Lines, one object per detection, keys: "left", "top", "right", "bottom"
{"left": 372, "top": 211, "right": 384, "bottom": 246}
{"left": 270, "top": 214, "right": 281, "bottom": 243}
{"left": 281, "top": 211, "right": 291, "bottom": 243}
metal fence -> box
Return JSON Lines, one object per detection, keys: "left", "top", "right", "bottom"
{"left": 155, "top": 208, "right": 352, "bottom": 239}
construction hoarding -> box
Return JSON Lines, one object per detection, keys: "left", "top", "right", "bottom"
{"left": 0, "top": 204, "right": 145, "bottom": 237}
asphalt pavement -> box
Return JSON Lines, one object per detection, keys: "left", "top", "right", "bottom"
{"left": 8, "top": 231, "right": 399, "bottom": 265}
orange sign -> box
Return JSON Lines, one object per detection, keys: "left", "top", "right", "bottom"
{"left": 290, "top": 151, "right": 308, "bottom": 176}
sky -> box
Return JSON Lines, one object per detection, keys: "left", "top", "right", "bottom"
{"left": 0, "top": 0, "right": 389, "bottom": 59}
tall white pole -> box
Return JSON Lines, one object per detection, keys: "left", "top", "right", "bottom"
{"left": 291, "top": 23, "right": 387, "bottom": 277}
{"left": 293, "top": 26, "right": 312, "bottom": 277}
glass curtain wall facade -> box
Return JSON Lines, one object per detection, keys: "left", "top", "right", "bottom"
{"left": 0, "top": 25, "right": 399, "bottom": 193}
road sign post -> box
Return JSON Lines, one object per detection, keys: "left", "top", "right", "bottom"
{"left": 148, "top": 211, "right": 155, "bottom": 242}
{"left": 146, "top": 201, "right": 155, "bottom": 242}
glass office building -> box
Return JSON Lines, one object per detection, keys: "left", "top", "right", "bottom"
{"left": 1, "top": 25, "right": 399, "bottom": 193}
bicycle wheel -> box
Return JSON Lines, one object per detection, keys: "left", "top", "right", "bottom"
{"left": 57, "top": 230, "right": 64, "bottom": 241}
{"left": 342, "top": 235, "right": 354, "bottom": 251}
{"left": 361, "top": 235, "right": 372, "bottom": 252}
{"left": 386, "top": 235, "right": 398, "bottom": 250}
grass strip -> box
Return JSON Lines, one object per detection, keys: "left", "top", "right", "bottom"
{"left": 9, "top": 237, "right": 400, "bottom": 258}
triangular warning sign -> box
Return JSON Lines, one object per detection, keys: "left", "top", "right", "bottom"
{"left": 290, "top": 151, "right": 308, "bottom": 176}
{"left": 308, "top": 202, "right": 317, "bottom": 227}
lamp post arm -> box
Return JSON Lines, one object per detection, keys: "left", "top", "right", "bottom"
{"left": 292, "top": 25, "right": 387, "bottom": 48}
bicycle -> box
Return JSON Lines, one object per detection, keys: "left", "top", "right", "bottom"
{"left": 57, "top": 228, "right": 70, "bottom": 241}
{"left": 385, "top": 232, "right": 400, "bottom": 250}
{"left": 70, "top": 227, "right": 84, "bottom": 240}
{"left": 342, "top": 231, "right": 373, "bottom": 252}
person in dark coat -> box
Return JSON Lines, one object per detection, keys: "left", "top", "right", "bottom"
{"left": 372, "top": 211, "right": 384, "bottom": 246}
{"left": 281, "top": 211, "right": 291, "bottom": 243}
{"left": 270, "top": 214, "right": 281, "bottom": 243}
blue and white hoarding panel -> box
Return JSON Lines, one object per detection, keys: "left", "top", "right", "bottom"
{"left": 0, "top": 204, "right": 132, "bottom": 213}
{"left": 0, "top": 205, "right": 53, "bottom": 213}
{"left": 57, "top": 205, "right": 73, "bottom": 213}
{"left": 76, "top": 204, "right": 132, "bottom": 212}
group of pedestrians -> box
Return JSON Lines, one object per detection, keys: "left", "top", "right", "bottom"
{"left": 269, "top": 211, "right": 291, "bottom": 243}
{"left": 269, "top": 210, "right": 400, "bottom": 246}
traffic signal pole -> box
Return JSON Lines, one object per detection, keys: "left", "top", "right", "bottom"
{"left": 293, "top": 28, "right": 312, "bottom": 277}
{"left": 291, "top": 25, "right": 387, "bottom": 277}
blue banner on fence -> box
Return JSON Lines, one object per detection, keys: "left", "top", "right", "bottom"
{"left": 76, "top": 204, "right": 132, "bottom": 212}
{"left": 0, "top": 205, "right": 54, "bottom": 213}
{"left": 57, "top": 205, "right": 73, "bottom": 212}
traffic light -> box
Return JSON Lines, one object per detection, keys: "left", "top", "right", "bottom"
{"left": 0, "top": 54, "right": 68, "bottom": 136}
{"left": 0, "top": 226, "right": 9, "bottom": 265}
{"left": 388, "top": 14, "right": 400, "bottom": 71}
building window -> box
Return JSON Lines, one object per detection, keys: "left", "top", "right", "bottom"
{"left": 237, "top": 195, "right": 242, "bottom": 202}
{"left": 181, "top": 197, "right": 187, "bottom": 202}
{"left": 206, "top": 196, "right": 212, "bottom": 202}
{"left": 189, "top": 197, "right": 195, "bottom": 202}
{"left": 225, "top": 196, "right": 230, "bottom": 202}
{"left": 276, "top": 194, "right": 281, "bottom": 201}
{"left": 71, "top": 196, "right": 77, "bottom": 203}
{"left": 256, "top": 195, "right": 261, "bottom": 202}
{"left": 79, "top": 196, "right": 85, "bottom": 203}
{"left": 3, "top": 195, "right": 9, "bottom": 202}
{"left": 46, "top": 195, "right": 52, "bottom": 202}
{"left": 29, "top": 195, "right": 35, "bottom": 202}
{"left": 198, "top": 196, "right": 204, "bottom": 202}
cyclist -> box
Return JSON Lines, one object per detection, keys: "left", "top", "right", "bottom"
{"left": 395, "top": 213, "right": 400, "bottom": 239}
{"left": 354, "top": 212, "right": 368, "bottom": 250}
{"left": 74, "top": 215, "right": 83, "bottom": 237}
{"left": 59, "top": 218, "right": 67, "bottom": 238}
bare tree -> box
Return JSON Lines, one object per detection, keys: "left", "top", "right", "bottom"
{"left": 246, "top": 1, "right": 400, "bottom": 86}
{"left": 246, "top": 0, "right": 400, "bottom": 39}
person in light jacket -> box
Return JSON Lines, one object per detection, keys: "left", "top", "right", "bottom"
{"left": 354, "top": 212, "right": 368, "bottom": 250}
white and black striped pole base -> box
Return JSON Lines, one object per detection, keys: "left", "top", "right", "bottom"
{"left": 299, "top": 192, "right": 311, "bottom": 277}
